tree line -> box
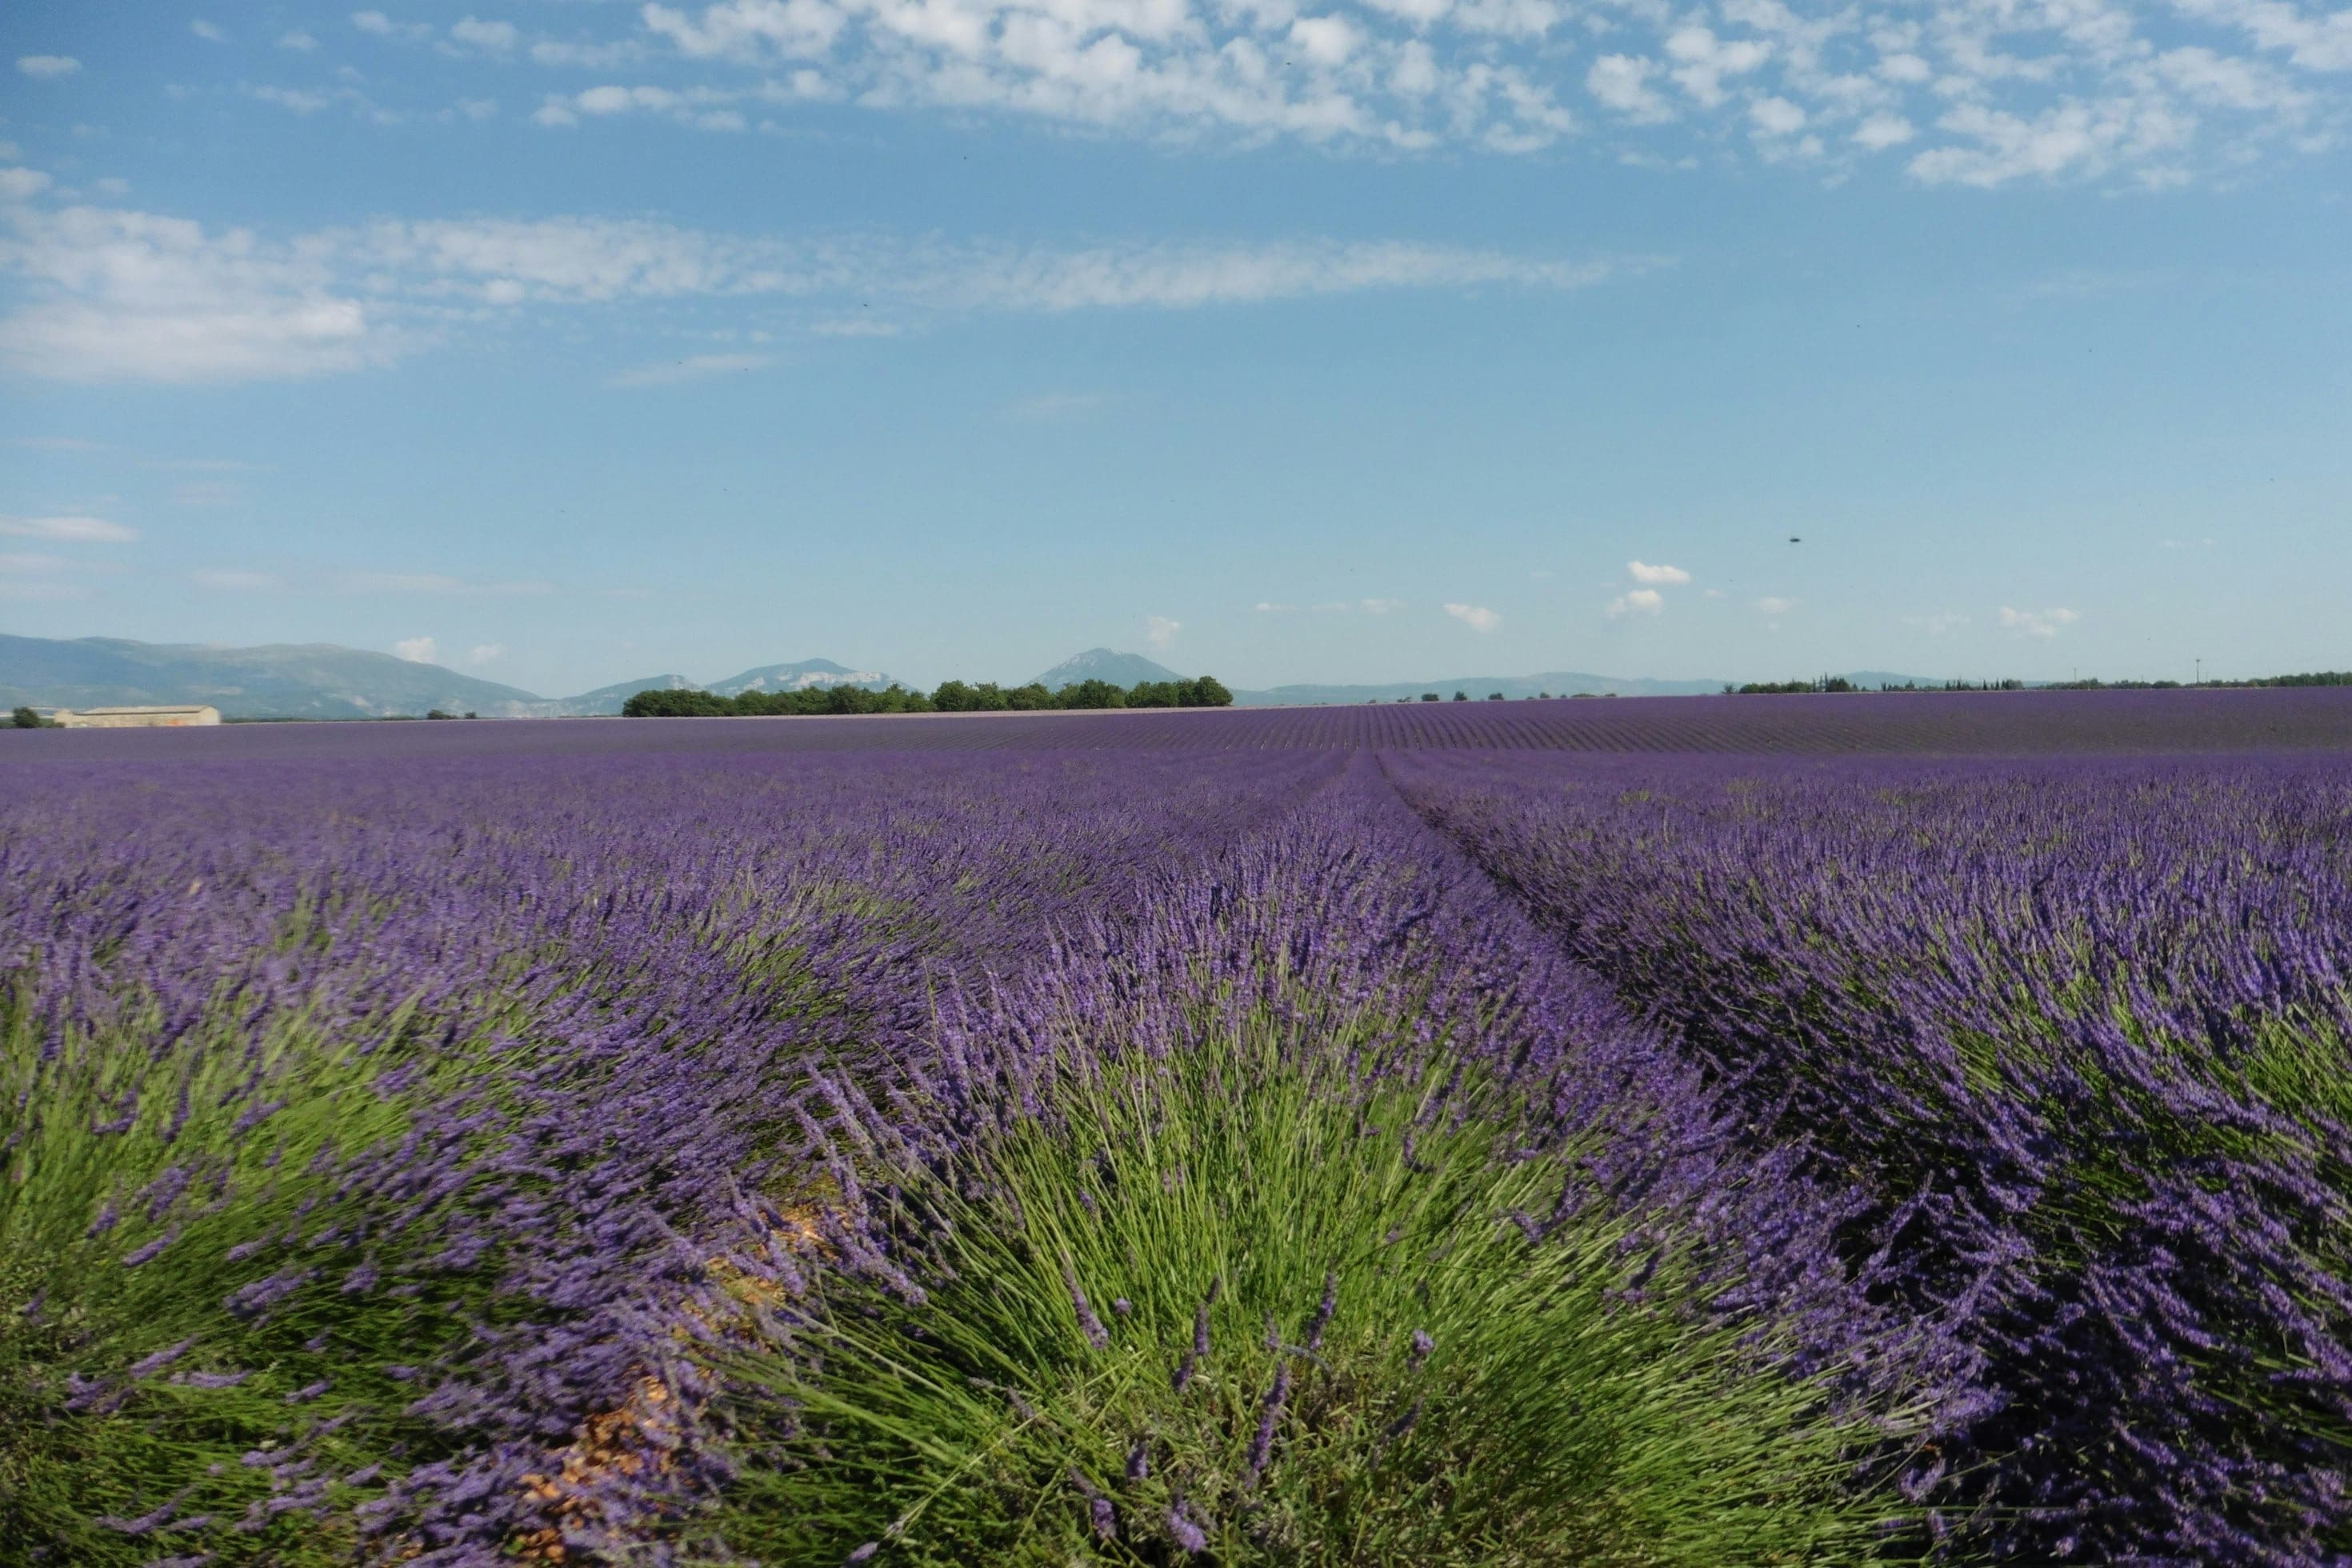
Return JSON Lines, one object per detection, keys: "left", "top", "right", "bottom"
{"left": 622, "top": 675, "right": 1234, "bottom": 718}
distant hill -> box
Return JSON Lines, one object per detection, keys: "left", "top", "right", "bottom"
{"left": 706, "top": 658, "right": 899, "bottom": 697}
{"left": 0, "top": 637, "right": 896, "bottom": 719}
{"left": 1231, "top": 671, "right": 1725, "bottom": 706}
{"left": 0, "top": 635, "right": 546, "bottom": 720}
{"left": 0, "top": 635, "right": 2025, "bottom": 719}
{"left": 1031, "top": 648, "right": 1186, "bottom": 689}
{"left": 538, "top": 674, "right": 698, "bottom": 718}
{"left": 1230, "top": 670, "right": 2007, "bottom": 706}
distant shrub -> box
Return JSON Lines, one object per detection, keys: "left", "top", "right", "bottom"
{"left": 11, "top": 706, "right": 45, "bottom": 729}
{"left": 626, "top": 674, "right": 1232, "bottom": 718}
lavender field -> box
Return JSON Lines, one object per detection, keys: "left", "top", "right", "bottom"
{"left": 7, "top": 691, "right": 2352, "bottom": 1566}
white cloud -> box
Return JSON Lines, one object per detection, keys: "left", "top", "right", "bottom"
{"left": 191, "top": 20, "right": 227, "bottom": 42}
{"left": 18, "top": 56, "right": 82, "bottom": 79}
{"left": 0, "top": 169, "right": 55, "bottom": 201}
{"left": 1754, "top": 594, "right": 1797, "bottom": 614}
{"left": 0, "top": 205, "right": 393, "bottom": 384}
{"left": 530, "top": 39, "right": 650, "bottom": 69}
{"left": 1854, "top": 112, "right": 1914, "bottom": 149}
{"left": 810, "top": 315, "right": 902, "bottom": 336}
{"left": 8, "top": 435, "right": 105, "bottom": 451}
{"left": 466, "top": 642, "right": 506, "bottom": 665}
{"left": 352, "top": 11, "right": 397, "bottom": 36}
{"left": 1626, "top": 559, "right": 1690, "bottom": 584}
{"left": 451, "top": 17, "right": 519, "bottom": 53}
{"left": 1443, "top": 601, "right": 1501, "bottom": 631}
{"left": 279, "top": 30, "right": 319, "bottom": 50}
{"left": 0, "top": 202, "right": 1634, "bottom": 384}
{"left": 1588, "top": 55, "right": 1673, "bottom": 121}
{"left": 1664, "top": 26, "right": 1772, "bottom": 108}
{"left": 0, "top": 514, "right": 138, "bottom": 542}
{"left": 393, "top": 636, "right": 439, "bottom": 663}
{"left": 253, "top": 86, "right": 335, "bottom": 114}
{"left": 1904, "top": 611, "right": 1970, "bottom": 634}
{"left": 1258, "top": 596, "right": 1405, "bottom": 614}
{"left": 1145, "top": 614, "right": 1181, "bottom": 650}
{"left": 342, "top": 570, "right": 554, "bottom": 594}
{"left": 1606, "top": 588, "right": 1664, "bottom": 617}
{"left": 1750, "top": 95, "right": 1806, "bottom": 136}
{"left": 946, "top": 242, "right": 1620, "bottom": 311}
{"left": 192, "top": 567, "right": 278, "bottom": 590}
{"left": 549, "top": 0, "right": 2351, "bottom": 181}
{"left": 1999, "top": 606, "right": 2081, "bottom": 638}
{"left": 604, "top": 350, "right": 774, "bottom": 386}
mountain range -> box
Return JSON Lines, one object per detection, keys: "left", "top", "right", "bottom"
{"left": 0, "top": 634, "right": 1971, "bottom": 720}
{"left": 0, "top": 638, "right": 906, "bottom": 721}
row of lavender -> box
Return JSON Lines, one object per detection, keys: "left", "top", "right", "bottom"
{"left": 1394, "top": 753, "right": 2352, "bottom": 1565}
{"left": 2, "top": 743, "right": 1339, "bottom": 1561}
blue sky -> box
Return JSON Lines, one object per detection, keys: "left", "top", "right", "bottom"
{"left": 2, "top": 0, "right": 2347, "bottom": 695}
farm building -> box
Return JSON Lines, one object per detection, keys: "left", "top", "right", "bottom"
{"left": 53, "top": 705, "right": 223, "bottom": 729}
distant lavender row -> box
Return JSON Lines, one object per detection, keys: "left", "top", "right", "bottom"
{"left": 6, "top": 682, "right": 2352, "bottom": 758}
{"left": 1394, "top": 752, "right": 2352, "bottom": 1565}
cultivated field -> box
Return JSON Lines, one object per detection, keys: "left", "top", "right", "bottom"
{"left": 6, "top": 690, "right": 2350, "bottom": 1566}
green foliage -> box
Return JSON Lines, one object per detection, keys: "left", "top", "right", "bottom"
{"left": 1420, "top": 693, "right": 1440, "bottom": 703}
{"left": 623, "top": 674, "right": 1234, "bottom": 718}
{"left": 1734, "top": 678, "right": 1860, "bottom": 695}
{"left": 1054, "top": 678, "right": 1130, "bottom": 710}
{"left": 0, "top": 992, "right": 508, "bottom": 1564}
{"left": 708, "top": 1018, "right": 1912, "bottom": 1566}
{"left": 10, "top": 706, "right": 46, "bottom": 728}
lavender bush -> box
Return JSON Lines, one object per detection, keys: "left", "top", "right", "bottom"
{"left": 1393, "top": 753, "right": 2352, "bottom": 1564}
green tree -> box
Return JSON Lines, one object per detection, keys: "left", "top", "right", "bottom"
{"left": 11, "top": 706, "right": 44, "bottom": 729}
{"left": 1127, "top": 680, "right": 1181, "bottom": 709}
{"left": 1178, "top": 675, "right": 1233, "bottom": 708}
{"left": 1054, "top": 678, "right": 1128, "bottom": 710}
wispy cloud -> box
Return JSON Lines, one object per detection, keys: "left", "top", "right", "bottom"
{"left": 1754, "top": 595, "right": 1796, "bottom": 615}
{"left": 1606, "top": 588, "right": 1664, "bottom": 618}
{"left": 1904, "top": 612, "right": 1971, "bottom": 635}
{"left": 393, "top": 635, "right": 439, "bottom": 663}
{"left": 463, "top": 0, "right": 2352, "bottom": 184}
{"left": 1002, "top": 390, "right": 1110, "bottom": 422}
{"left": 1627, "top": 559, "right": 1690, "bottom": 585}
{"left": 1145, "top": 614, "right": 1181, "bottom": 652}
{"left": 17, "top": 56, "right": 82, "bottom": 79}
{"left": 192, "top": 567, "right": 278, "bottom": 590}
{"left": 1443, "top": 602, "right": 1501, "bottom": 632}
{"left": 0, "top": 514, "right": 138, "bottom": 542}
{"left": 0, "top": 197, "right": 1637, "bottom": 385}
{"left": 338, "top": 570, "right": 555, "bottom": 595}
{"left": 604, "top": 350, "right": 774, "bottom": 387}
{"left": 1999, "top": 606, "right": 2081, "bottom": 638}
{"left": 466, "top": 642, "right": 506, "bottom": 665}
{"left": 1256, "top": 597, "right": 1406, "bottom": 615}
